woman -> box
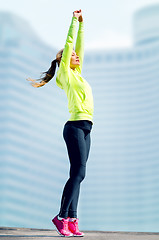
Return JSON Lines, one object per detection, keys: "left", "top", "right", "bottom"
{"left": 27, "top": 9, "right": 94, "bottom": 237}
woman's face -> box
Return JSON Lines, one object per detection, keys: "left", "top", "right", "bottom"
{"left": 70, "top": 50, "right": 80, "bottom": 69}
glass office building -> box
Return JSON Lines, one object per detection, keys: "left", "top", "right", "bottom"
{"left": 80, "top": 4, "right": 159, "bottom": 232}
{"left": 0, "top": 11, "right": 70, "bottom": 229}
{"left": 0, "top": 4, "right": 159, "bottom": 232}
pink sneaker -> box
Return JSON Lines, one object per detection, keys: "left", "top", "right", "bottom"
{"left": 52, "top": 215, "right": 73, "bottom": 237}
{"left": 68, "top": 218, "right": 84, "bottom": 237}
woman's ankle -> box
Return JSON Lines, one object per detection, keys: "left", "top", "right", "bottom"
{"left": 69, "top": 217, "right": 77, "bottom": 221}
{"left": 58, "top": 215, "right": 67, "bottom": 220}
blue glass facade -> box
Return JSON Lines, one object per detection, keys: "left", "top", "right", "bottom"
{"left": 80, "top": 42, "right": 159, "bottom": 232}
{"left": 0, "top": 5, "right": 159, "bottom": 232}
{"left": 79, "top": 5, "right": 159, "bottom": 231}
{"left": 0, "top": 12, "right": 70, "bottom": 229}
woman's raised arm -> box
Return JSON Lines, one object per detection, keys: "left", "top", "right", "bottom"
{"left": 75, "top": 10, "right": 84, "bottom": 73}
{"left": 60, "top": 10, "right": 82, "bottom": 70}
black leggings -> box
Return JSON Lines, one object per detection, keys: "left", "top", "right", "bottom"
{"left": 58, "top": 120, "right": 93, "bottom": 219}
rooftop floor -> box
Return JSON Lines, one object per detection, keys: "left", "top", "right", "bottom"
{"left": 0, "top": 227, "right": 159, "bottom": 240}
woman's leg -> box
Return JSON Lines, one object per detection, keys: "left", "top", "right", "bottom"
{"left": 58, "top": 125, "right": 90, "bottom": 219}
{"left": 68, "top": 130, "right": 91, "bottom": 218}
{"left": 68, "top": 186, "right": 80, "bottom": 218}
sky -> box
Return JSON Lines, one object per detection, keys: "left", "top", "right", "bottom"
{"left": 0, "top": 0, "right": 159, "bottom": 51}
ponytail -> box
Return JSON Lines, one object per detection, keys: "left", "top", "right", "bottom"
{"left": 26, "top": 59, "right": 58, "bottom": 88}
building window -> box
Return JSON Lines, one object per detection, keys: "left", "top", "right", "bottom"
{"left": 105, "top": 55, "right": 112, "bottom": 62}
{"left": 95, "top": 55, "right": 102, "bottom": 62}
{"left": 116, "top": 54, "right": 123, "bottom": 61}
{"left": 136, "top": 51, "right": 142, "bottom": 60}
{"left": 126, "top": 53, "right": 133, "bottom": 61}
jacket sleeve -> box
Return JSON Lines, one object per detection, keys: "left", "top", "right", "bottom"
{"left": 60, "top": 16, "right": 78, "bottom": 71}
{"left": 75, "top": 21, "right": 84, "bottom": 73}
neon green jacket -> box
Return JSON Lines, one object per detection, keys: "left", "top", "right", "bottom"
{"left": 56, "top": 16, "right": 94, "bottom": 123}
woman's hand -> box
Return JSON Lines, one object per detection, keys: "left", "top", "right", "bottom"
{"left": 73, "top": 9, "right": 83, "bottom": 22}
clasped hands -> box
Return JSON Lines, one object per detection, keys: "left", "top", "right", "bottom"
{"left": 73, "top": 9, "right": 83, "bottom": 22}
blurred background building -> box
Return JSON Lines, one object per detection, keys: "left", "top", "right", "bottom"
{"left": 0, "top": 4, "right": 159, "bottom": 232}
{"left": 0, "top": 12, "right": 71, "bottom": 228}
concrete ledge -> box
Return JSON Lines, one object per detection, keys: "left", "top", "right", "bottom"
{"left": 0, "top": 227, "right": 159, "bottom": 240}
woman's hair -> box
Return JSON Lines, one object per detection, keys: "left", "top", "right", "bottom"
{"left": 26, "top": 48, "right": 64, "bottom": 88}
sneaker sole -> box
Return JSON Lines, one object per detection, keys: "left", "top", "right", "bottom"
{"left": 52, "top": 220, "right": 73, "bottom": 237}
{"left": 73, "top": 234, "right": 84, "bottom": 237}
